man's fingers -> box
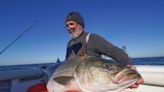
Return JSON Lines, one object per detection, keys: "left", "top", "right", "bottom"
{"left": 130, "top": 83, "right": 138, "bottom": 88}
{"left": 126, "top": 64, "right": 136, "bottom": 70}
{"left": 137, "top": 77, "right": 144, "bottom": 84}
{"left": 129, "top": 77, "right": 144, "bottom": 88}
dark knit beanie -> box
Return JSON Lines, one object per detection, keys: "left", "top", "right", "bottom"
{"left": 66, "top": 12, "right": 84, "bottom": 28}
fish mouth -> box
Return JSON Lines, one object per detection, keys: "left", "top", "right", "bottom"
{"left": 111, "top": 69, "right": 140, "bottom": 84}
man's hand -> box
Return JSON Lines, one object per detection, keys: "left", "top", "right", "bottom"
{"left": 130, "top": 77, "right": 144, "bottom": 88}
{"left": 127, "top": 64, "right": 144, "bottom": 88}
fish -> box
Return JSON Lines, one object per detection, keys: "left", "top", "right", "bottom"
{"left": 47, "top": 56, "right": 141, "bottom": 92}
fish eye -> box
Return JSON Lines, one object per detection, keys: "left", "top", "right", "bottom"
{"left": 102, "top": 63, "right": 113, "bottom": 70}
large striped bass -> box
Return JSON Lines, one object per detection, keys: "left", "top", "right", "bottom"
{"left": 47, "top": 56, "right": 141, "bottom": 92}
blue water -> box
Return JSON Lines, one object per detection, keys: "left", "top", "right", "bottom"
{"left": 132, "top": 56, "right": 164, "bottom": 65}
{"left": 0, "top": 56, "right": 164, "bottom": 71}
{"left": 0, "top": 63, "right": 52, "bottom": 71}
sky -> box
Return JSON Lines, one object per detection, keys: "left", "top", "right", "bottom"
{"left": 0, "top": 0, "right": 164, "bottom": 66}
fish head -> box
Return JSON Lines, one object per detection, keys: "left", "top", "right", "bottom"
{"left": 75, "top": 57, "right": 141, "bottom": 92}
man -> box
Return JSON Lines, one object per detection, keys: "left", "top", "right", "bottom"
{"left": 65, "top": 11, "right": 143, "bottom": 88}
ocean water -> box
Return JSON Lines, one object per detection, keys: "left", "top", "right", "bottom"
{"left": 132, "top": 56, "right": 164, "bottom": 65}
{"left": 0, "top": 56, "right": 164, "bottom": 71}
{"left": 0, "top": 63, "right": 52, "bottom": 71}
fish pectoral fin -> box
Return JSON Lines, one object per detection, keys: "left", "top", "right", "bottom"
{"left": 53, "top": 76, "right": 74, "bottom": 85}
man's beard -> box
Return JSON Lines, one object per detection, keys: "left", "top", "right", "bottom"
{"left": 69, "top": 29, "right": 75, "bottom": 34}
{"left": 69, "top": 29, "right": 76, "bottom": 38}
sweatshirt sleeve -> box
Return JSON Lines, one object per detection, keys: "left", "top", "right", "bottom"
{"left": 90, "top": 33, "right": 133, "bottom": 66}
